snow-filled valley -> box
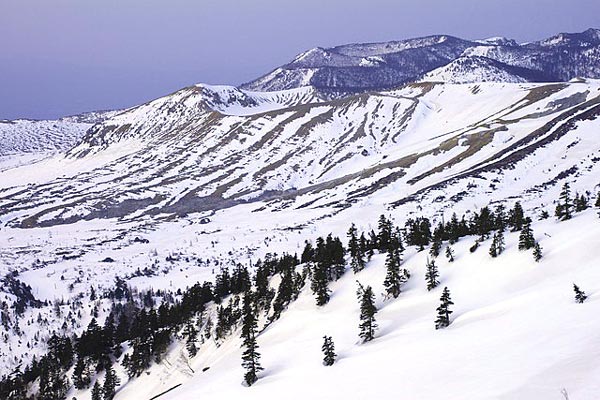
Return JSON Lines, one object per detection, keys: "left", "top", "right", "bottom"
{"left": 1, "top": 30, "right": 600, "bottom": 400}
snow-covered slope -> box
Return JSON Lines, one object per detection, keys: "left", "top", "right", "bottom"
{"left": 130, "top": 211, "right": 600, "bottom": 400}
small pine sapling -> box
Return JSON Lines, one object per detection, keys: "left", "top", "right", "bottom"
{"left": 533, "top": 242, "right": 543, "bottom": 262}
{"left": 573, "top": 284, "right": 587, "bottom": 303}
{"left": 445, "top": 246, "right": 454, "bottom": 262}
{"left": 321, "top": 335, "right": 336, "bottom": 366}
{"left": 435, "top": 287, "right": 454, "bottom": 330}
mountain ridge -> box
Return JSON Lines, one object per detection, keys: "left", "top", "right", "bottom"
{"left": 242, "top": 28, "right": 600, "bottom": 92}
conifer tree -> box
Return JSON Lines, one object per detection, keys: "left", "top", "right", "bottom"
{"left": 310, "top": 262, "right": 330, "bottom": 306}
{"left": 448, "top": 213, "right": 460, "bottom": 244}
{"left": 377, "top": 214, "right": 393, "bottom": 252}
{"left": 533, "top": 241, "right": 543, "bottom": 262}
{"left": 241, "top": 291, "right": 262, "bottom": 386}
{"left": 494, "top": 204, "right": 507, "bottom": 231}
{"left": 574, "top": 193, "right": 589, "bottom": 212}
{"left": 91, "top": 381, "right": 103, "bottom": 400}
{"left": 347, "top": 223, "right": 365, "bottom": 273}
{"left": 425, "top": 258, "right": 439, "bottom": 291}
{"left": 595, "top": 192, "right": 600, "bottom": 208}
{"left": 301, "top": 241, "right": 315, "bottom": 264}
{"left": 321, "top": 335, "right": 336, "bottom": 366}
{"left": 204, "top": 316, "right": 213, "bottom": 340}
{"left": 383, "top": 248, "right": 403, "bottom": 299}
{"left": 555, "top": 182, "right": 572, "bottom": 221}
{"left": 429, "top": 236, "right": 442, "bottom": 258}
{"left": 184, "top": 320, "right": 198, "bottom": 357}
{"left": 435, "top": 287, "right": 454, "bottom": 330}
{"left": 72, "top": 357, "right": 91, "bottom": 389}
{"left": 102, "top": 363, "right": 120, "bottom": 400}
{"left": 357, "top": 284, "right": 378, "bottom": 342}
{"left": 518, "top": 220, "right": 535, "bottom": 250}
{"left": 508, "top": 202, "right": 525, "bottom": 231}
{"left": 573, "top": 284, "right": 587, "bottom": 303}
{"left": 271, "top": 265, "right": 294, "bottom": 320}
{"left": 489, "top": 231, "right": 505, "bottom": 258}
{"left": 445, "top": 246, "right": 454, "bottom": 262}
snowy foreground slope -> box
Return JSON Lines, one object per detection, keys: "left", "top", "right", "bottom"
{"left": 0, "top": 77, "right": 599, "bottom": 399}
{"left": 133, "top": 212, "right": 600, "bottom": 400}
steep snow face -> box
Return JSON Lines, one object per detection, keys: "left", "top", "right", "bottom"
{"left": 242, "top": 29, "right": 600, "bottom": 92}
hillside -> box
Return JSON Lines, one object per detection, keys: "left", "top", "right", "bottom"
{"left": 1, "top": 29, "right": 600, "bottom": 400}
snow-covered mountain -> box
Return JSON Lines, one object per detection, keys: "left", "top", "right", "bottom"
{"left": 1, "top": 28, "right": 600, "bottom": 400}
{"left": 243, "top": 28, "right": 600, "bottom": 91}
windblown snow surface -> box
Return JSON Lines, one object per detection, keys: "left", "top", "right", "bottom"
{"left": 1, "top": 79, "right": 600, "bottom": 400}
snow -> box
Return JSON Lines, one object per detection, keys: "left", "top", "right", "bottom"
{"left": 114, "top": 210, "right": 600, "bottom": 400}
{"left": 1, "top": 78, "right": 600, "bottom": 399}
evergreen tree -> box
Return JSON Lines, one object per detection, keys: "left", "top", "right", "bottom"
{"left": 508, "top": 202, "right": 525, "bottom": 231}
{"left": 271, "top": 264, "right": 294, "bottom": 320}
{"left": 435, "top": 287, "right": 454, "bottom": 330}
{"left": 574, "top": 193, "right": 589, "bottom": 212}
{"left": 377, "top": 215, "right": 393, "bottom": 252}
{"left": 184, "top": 320, "right": 198, "bottom": 357}
{"left": 539, "top": 210, "right": 550, "bottom": 220}
{"left": 72, "top": 357, "right": 91, "bottom": 389}
{"left": 91, "top": 380, "right": 103, "bottom": 400}
{"left": 300, "top": 241, "right": 315, "bottom": 264}
{"left": 241, "top": 291, "right": 263, "bottom": 386}
{"left": 310, "top": 262, "right": 330, "bottom": 306}
{"left": 573, "top": 284, "right": 587, "bottom": 303}
{"left": 493, "top": 204, "right": 507, "bottom": 231}
{"left": 254, "top": 260, "right": 273, "bottom": 311}
{"left": 445, "top": 246, "right": 454, "bottom": 262}
{"left": 102, "top": 363, "right": 120, "bottom": 400}
{"left": 447, "top": 213, "right": 460, "bottom": 244}
{"left": 518, "top": 220, "right": 535, "bottom": 250}
{"left": 489, "top": 235, "right": 497, "bottom": 258}
{"left": 595, "top": 192, "right": 600, "bottom": 208}
{"left": 214, "top": 267, "right": 231, "bottom": 299}
{"left": 321, "top": 335, "right": 336, "bottom": 366}
{"left": 38, "top": 360, "right": 69, "bottom": 400}
{"left": 405, "top": 217, "right": 432, "bottom": 250}
{"left": 489, "top": 231, "right": 505, "bottom": 258}
{"left": 358, "top": 284, "right": 378, "bottom": 342}
{"left": 425, "top": 258, "right": 440, "bottom": 291}
{"left": 383, "top": 248, "right": 403, "bottom": 299}
{"left": 429, "top": 236, "right": 442, "bottom": 258}
{"left": 474, "top": 206, "right": 494, "bottom": 240}
{"left": 533, "top": 241, "right": 543, "bottom": 262}
{"left": 347, "top": 223, "right": 365, "bottom": 273}
{"left": 555, "top": 182, "right": 572, "bottom": 221}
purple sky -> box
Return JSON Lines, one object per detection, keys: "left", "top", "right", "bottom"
{"left": 1, "top": 0, "right": 598, "bottom": 120}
